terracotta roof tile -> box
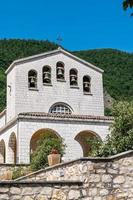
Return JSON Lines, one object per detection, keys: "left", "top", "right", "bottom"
{"left": 18, "top": 112, "right": 113, "bottom": 121}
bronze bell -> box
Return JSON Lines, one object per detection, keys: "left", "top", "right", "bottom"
{"left": 44, "top": 72, "right": 50, "bottom": 81}
{"left": 84, "top": 82, "right": 89, "bottom": 88}
{"left": 30, "top": 76, "right": 35, "bottom": 83}
{"left": 71, "top": 75, "right": 76, "bottom": 83}
{"left": 58, "top": 68, "right": 63, "bottom": 76}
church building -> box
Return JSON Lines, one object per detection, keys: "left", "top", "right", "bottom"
{"left": 0, "top": 47, "right": 113, "bottom": 164}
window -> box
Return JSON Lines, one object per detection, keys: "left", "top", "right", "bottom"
{"left": 70, "top": 69, "right": 78, "bottom": 86}
{"left": 83, "top": 75, "right": 91, "bottom": 93}
{"left": 43, "top": 66, "right": 51, "bottom": 84}
{"left": 56, "top": 62, "right": 65, "bottom": 80}
{"left": 49, "top": 103, "right": 72, "bottom": 115}
{"left": 28, "top": 70, "right": 37, "bottom": 89}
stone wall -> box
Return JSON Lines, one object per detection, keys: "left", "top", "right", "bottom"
{"left": 16, "top": 150, "right": 133, "bottom": 199}
{"left": 0, "top": 181, "right": 83, "bottom": 200}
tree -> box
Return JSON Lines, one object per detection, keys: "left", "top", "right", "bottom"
{"left": 30, "top": 131, "right": 66, "bottom": 170}
{"left": 123, "top": 0, "right": 133, "bottom": 15}
{"left": 88, "top": 101, "right": 133, "bottom": 157}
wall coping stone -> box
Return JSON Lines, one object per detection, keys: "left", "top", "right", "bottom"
{"left": 0, "top": 163, "right": 30, "bottom": 167}
{"left": 16, "top": 150, "right": 133, "bottom": 181}
{"left": 0, "top": 180, "right": 83, "bottom": 187}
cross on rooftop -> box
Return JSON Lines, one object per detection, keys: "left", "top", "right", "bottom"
{"left": 57, "top": 35, "right": 63, "bottom": 47}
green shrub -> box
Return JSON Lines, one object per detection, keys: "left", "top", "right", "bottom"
{"left": 30, "top": 131, "right": 66, "bottom": 171}
{"left": 104, "top": 107, "right": 112, "bottom": 116}
{"left": 12, "top": 166, "right": 31, "bottom": 180}
{"left": 87, "top": 101, "right": 133, "bottom": 157}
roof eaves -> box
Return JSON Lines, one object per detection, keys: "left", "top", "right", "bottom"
{"left": 18, "top": 112, "right": 113, "bottom": 122}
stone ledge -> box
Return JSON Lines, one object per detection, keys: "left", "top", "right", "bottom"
{"left": 0, "top": 163, "right": 30, "bottom": 167}
{"left": 0, "top": 180, "right": 83, "bottom": 186}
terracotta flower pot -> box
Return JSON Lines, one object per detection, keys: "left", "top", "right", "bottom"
{"left": 48, "top": 154, "right": 61, "bottom": 166}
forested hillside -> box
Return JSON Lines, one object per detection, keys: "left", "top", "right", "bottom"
{"left": 0, "top": 39, "right": 133, "bottom": 112}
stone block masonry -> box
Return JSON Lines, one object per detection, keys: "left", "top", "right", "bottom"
{"left": 0, "top": 181, "right": 83, "bottom": 200}
{"left": 16, "top": 150, "right": 133, "bottom": 199}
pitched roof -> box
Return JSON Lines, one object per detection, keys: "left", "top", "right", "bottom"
{"left": 5, "top": 47, "right": 104, "bottom": 74}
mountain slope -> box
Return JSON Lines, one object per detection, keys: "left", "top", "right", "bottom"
{"left": 0, "top": 39, "right": 133, "bottom": 112}
{"left": 74, "top": 49, "right": 133, "bottom": 101}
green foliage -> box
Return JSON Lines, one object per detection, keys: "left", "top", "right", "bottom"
{"left": 12, "top": 166, "right": 31, "bottom": 180}
{"left": 0, "top": 39, "right": 133, "bottom": 112}
{"left": 123, "top": 0, "right": 133, "bottom": 9}
{"left": 30, "top": 131, "right": 66, "bottom": 171}
{"left": 74, "top": 49, "right": 133, "bottom": 102}
{"left": 123, "top": 0, "right": 133, "bottom": 15}
{"left": 0, "top": 39, "right": 58, "bottom": 112}
{"left": 104, "top": 107, "right": 112, "bottom": 116}
{"left": 88, "top": 101, "right": 133, "bottom": 157}
{"left": 86, "top": 136, "right": 103, "bottom": 156}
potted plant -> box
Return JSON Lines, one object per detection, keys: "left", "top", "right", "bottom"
{"left": 48, "top": 148, "right": 61, "bottom": 166}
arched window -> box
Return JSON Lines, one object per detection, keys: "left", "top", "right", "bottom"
{"left": 49, "top": 103, "right": 72, "bottom": 115}
{"left": 70, "top": 69, "right": 78, "bottom": 86}
{"left": 28, "top": 70, "right": 37, "bottom": 89}
{"left": 43, "top": 66, "right": 51, "bottom": 84}
{"left": 83, "top": 75, "right": 91, "bottom": 93}
{"left": 56, "top": 62, "right": 65, "bottom": 80}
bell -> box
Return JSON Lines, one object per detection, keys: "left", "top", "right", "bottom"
{"left": 58, "top": 69, "right": 63, "bottom": 76}
{"left": 84, "top": 82, "right": 89, "bottom": 88}
{"left": 71, "top": 75, "right": 76, "bottom": 83}
{"left": 44, "top": 72, "right": 50, "bottom": 81}
{"left": 30, "top": 76, "right": 35, "bottom": 83}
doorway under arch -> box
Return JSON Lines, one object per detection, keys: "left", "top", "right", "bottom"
{"left": 30, "top": 128, "right": 60, "bottom": 155}
{"left": 0, "top": 140, "right": 5, "bottom": 163}
{"left": 75, "top": 130, "right": 101, "bottom": 157}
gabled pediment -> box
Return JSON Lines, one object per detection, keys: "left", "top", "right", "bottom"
{"left": 6, "top": 47, "right": 104, "bottom": 74}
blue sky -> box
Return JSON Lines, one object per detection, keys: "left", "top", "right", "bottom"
{"left": 0, "top": 0, "right": 132, "bottom": 52}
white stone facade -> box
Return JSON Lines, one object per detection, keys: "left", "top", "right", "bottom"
{"left": 0, "top": 48, "right": 113, "bottom": 164}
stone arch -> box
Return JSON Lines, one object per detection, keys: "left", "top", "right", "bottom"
{"left": 70, "top": 68, "right": 78, "bottom": 86}
{"left": 8, "top": 132, "right": 17, "bottom": 164}
{"left": 42, "top": 65, "right": 51, "bottom": 84}
{"left": 83, "top": 75, "right": 91, "bottom": 93}
{"left": 75, "top": 130, "right": 101, "bottom": 157}
{"left": 28, "top": 69, "right": 37, "bottom": 89}
{"left": 0, "top": 140, "right": 6, "bottom": 163}
{"left": 30, "top": 128, "right": 61, "bottom": 155}
{"left": 56, "top": 61, "right": 65, "bottom": 80}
